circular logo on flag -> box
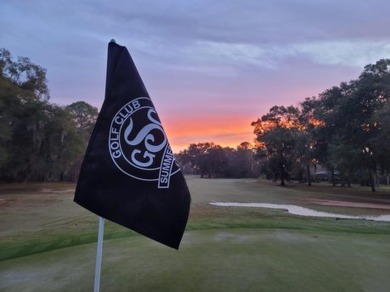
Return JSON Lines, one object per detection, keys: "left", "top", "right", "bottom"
{"left": 108, "top": 97, "right": 179, "bottom": 187}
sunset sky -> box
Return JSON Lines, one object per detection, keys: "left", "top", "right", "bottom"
{"left": 2, "top": 0, "right": 390, "bottom": 152}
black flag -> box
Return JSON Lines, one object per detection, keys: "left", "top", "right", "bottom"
{"left": 74, "top": 41, "right": 191, "bottom": 249}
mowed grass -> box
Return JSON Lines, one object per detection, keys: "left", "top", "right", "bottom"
{"left": 1, "top": 177, "right": 390, "bottom": 291}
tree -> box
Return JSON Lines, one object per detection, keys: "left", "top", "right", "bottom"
{"left": 298, "top": 96, "right": 335, "bottom": 185}
{"left": 0, "top": 48, "right": 49, "bottom": 101}
{"left": 176, "top": 142, "right": 258, "bottom": 178}
{"left": 370, "top": 103, "right": 390, "bottom": 184}
{"left": 0, "top": 48, "right": 51, "bottom": 181}
{"left": 228, "top": 142, "right": 257, "bottom": 178}
{"left": 179, "top": 142, "right": 212, "bottom": 177}
{"left": 181, "top": 142, "right": 228, "bottom": 178}
{"left": 67, "top": 101, "right": 98, "bottom": 138}
{"left": 357, "top": 59, "right": 390, "bottom": 188}
{"left": 0, "top": 48, "right": 96, "bottom": 182}
{"left": 303, "top": 59, "right": 390, "bottom": 191}
{"left": 43, "top": 105, "right": 85, "bottom": 181}
{"left": 0, "top": 67, "right": 15, "bottom": 165}
{"left": 252, "top": 106, "right": 302, "bottom": 186}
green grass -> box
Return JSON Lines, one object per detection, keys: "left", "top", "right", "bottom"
{"left": 1, "top": 177, "right": 390, "bottom": 291}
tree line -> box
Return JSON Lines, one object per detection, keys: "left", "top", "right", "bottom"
{"left": 252, "top": 59, "right": 390, "bottom": 191}
{"left": 1, "top": 48, "right": 389, "bottom": 190}
{"left": 178, "top": 59, "right": 390, "bottom": 191}
{"left": 176, "top": 142, "right": 259, "bottom": 178}
{"left": 0, "top": 48, "right": 98, "bottom": 182}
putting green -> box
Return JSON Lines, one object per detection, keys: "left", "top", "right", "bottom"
{"left": 1, "top": 229, "right": 390, "bottom": 292}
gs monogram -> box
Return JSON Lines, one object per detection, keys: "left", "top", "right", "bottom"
{"left": 108, "top": 97, "right": 179, "bottom": 188}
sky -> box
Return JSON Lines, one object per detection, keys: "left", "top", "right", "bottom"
{"left": 2, "top": 0, "right": 390, "bottom": 152}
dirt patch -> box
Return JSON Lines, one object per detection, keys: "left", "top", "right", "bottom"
{"left": 39, "top": 188, "right": 75, "bottom": 194}
{"left": 308, "top": 199, "right": 390, "bottom": 210}
{"left": 0, "top": 194, "right": 62, "bottom": 209}
{"left": 0, "top": 183, "right": 75, "bottom": 195}
{"left": 211, "top": 202, "right": 390, "bottom": 222}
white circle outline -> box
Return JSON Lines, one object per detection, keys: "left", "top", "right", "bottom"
{"left": 108, "top": 97, "right": 177, "bottom": 182}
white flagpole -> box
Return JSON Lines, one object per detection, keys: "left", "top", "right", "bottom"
{"left": 94, "top": 216, "right": 105, "bottom": 292}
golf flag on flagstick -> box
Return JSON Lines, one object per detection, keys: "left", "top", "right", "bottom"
{"left": 74, "top": 40, "right": 191, "bottom": 249}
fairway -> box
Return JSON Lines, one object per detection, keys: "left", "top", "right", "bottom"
{"left": 1, "top": 177, "right": 390, "bottom": 291}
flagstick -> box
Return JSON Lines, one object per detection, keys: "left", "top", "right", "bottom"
{"left": 94, "top": 217, "right": 105, "bottom": 292}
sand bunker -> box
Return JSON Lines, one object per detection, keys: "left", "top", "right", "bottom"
{"left": 210, "top": 202, "right": 390, "bottom": 222}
